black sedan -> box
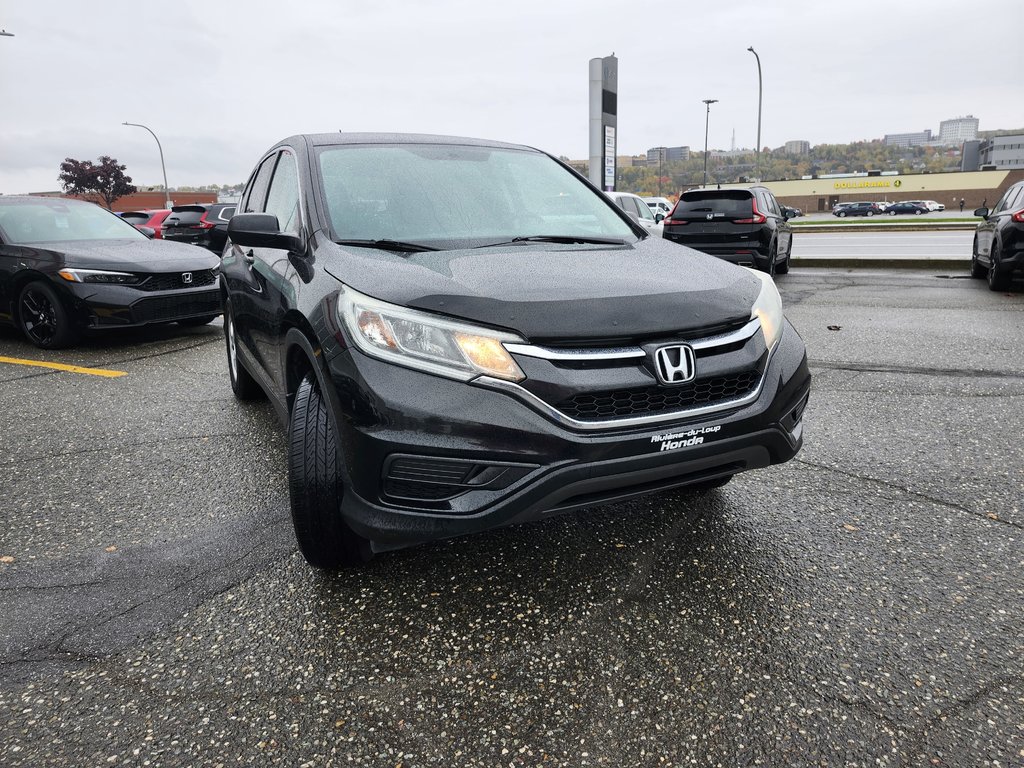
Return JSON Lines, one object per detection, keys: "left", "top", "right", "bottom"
{"left": 0, "top": 196, "right": 222, "bottom": 349}
{"left": 886, "top": 202, "right": 928, "bottom": 216}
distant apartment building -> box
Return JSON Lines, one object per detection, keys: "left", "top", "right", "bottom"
{"left": 938, "top": 115, "right": 979, "bottom": 146}
{"left": 784, "top": 140, "right": 810, "bottom": 155}
{"left": 646, "top": 147, "right": 667, "bottom": 165}
{"left": 972, "top": 133, "right": 1024, "bottom": 170}
{"left": 646, "top": 146, "right": 689, "bottom": 165}
{"left": 884, "top": 129, "right": 932, "bottom": 148}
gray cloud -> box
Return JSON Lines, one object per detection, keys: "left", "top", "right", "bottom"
{"left": 0, "top": 0, "right": 1018, "bottom": 194}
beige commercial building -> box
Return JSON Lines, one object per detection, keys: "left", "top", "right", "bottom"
{"left": 716, "top": 169, "right": 1024, "bottom": 212}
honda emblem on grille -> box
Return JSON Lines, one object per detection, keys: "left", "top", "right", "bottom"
{"left": 181, "top": 272, "right": 193, "bottom": 284}
{"left": 706, "top": 213, "right": 714, "bottom": 220}
{"left": 654, "top": 344, "right": 696, "bottom": 385}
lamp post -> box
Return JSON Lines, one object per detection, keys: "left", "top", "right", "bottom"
{"left": 702, "top": 99, "right": 717, "bottom": 188}
{"left": 122, "top": 122, "right": 171, "bottom": 208}
{"left": 747, "top": 46, "right": 762, "bottom": 181}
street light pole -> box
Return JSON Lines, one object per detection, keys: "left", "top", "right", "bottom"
{"left": 747, "top": 46, "right": 762, "bottom": 181}
{"left": 122, "top": 122, "right": 171, "bottom": 208}
{"left": 702, "top": 99, "right": 717, "bottom": 188}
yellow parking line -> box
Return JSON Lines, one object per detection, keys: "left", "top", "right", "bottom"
{"left": 0, "top": 356, "right": 127, "bottom": 378}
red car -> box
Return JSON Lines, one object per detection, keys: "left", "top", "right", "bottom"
{"left": 120, "top": 209, "right": 171, "bottom": 238}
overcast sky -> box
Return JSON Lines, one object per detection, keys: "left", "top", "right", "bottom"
{"left": 0, "top": 0, "right": 1019, "bottom": 194}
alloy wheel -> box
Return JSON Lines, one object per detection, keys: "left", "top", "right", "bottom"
{"left": 20, "top": 289, "right": 58, "bottom": 346}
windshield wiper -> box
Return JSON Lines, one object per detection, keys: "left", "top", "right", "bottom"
{"left": 334, "top": 238, "right": 439, "bottom": 253}
{"left": 472, "top": 235, "right": 627, "bottom": 249}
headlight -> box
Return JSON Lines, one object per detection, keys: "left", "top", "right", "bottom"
{"left": 746, "top": 269, "right": 784, "bottom": 350}
{"left": 58, "top": 268, "right": 142, "bottom": 285}
{"left": 337, "top": 285, "right": 526, "bottom": 382}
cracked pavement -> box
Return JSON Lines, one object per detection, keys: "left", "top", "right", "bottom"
{"left": 0, "top": 269, "right": 1022, "bottom": 766}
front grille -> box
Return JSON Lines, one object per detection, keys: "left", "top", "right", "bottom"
{"left": 555, "top": 371, "right": 760, "bottom": 421}
{"left": 131, "top": 291, "right": 221, "bottom": 324}
{"left": 137, "top": 270, "right": 217, "bottom": 292}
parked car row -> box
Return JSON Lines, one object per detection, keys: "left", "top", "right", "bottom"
{"left": 832, "top": 199, "right": 943, "bottom": 217}
{"left": 120, "top": 203, "right": 236, "bottom": 251}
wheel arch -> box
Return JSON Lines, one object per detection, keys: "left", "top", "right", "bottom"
{"left": 10, "top": 270, "right": 70, "bottom": 324}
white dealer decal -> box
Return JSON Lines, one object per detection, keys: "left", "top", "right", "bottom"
{"left": 650, "top": 425, "right": 721, "bottom": 452}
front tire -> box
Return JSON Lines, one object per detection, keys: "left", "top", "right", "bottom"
{"left": 18, "top": 280, "right": 80, "bottom": 349}
{"left": 837, "top": 211, "right": 847, "bottom": 218}
{"left": 288, "top": 371, "right": 373, "bottom": 569}
{"left": 889, "top": 210, "right": 897, "bottom": 216}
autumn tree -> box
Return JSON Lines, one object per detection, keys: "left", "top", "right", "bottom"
{"left": 58, "top": 156, "right": 137, "bottom": 209}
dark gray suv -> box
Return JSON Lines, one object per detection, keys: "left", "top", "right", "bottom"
{"left": 662, "top": 186, "right": 795, "bottom": 275}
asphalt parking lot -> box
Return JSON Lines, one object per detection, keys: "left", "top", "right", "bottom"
{"left": 1, "top": 268, "right": 1022, "bottom": 766}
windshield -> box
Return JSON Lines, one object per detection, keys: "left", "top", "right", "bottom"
{"left": 316, "top": 144, "right": 637, "bottom": 248}
{"left": 0, "top": 201, "right": 147, "bottom": 244}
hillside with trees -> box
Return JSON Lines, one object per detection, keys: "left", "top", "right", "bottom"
{"left": 615, "top": 141, "right": 966, "bottom": 198}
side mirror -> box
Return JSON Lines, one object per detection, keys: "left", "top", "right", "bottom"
{"left": 136, "top": 226, "right": 156, "bottom": 239}
{"left": 654, "top": 212, "right": 665, "bottom": 223}
{"left": 228, "top": 213, "right": 304, "bottom": 253}
{"left": 973, "top": 207, "right": 989, "bottom": 219}
{"left": 783, "top": 210, "right": 796, "bottom": 220}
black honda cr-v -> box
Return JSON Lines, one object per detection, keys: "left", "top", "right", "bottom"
{"left": 221, "top": 133, "right": 811, "bottom": 568}
{"left": 662, "top": 186, "right": 795, "bottom": 275}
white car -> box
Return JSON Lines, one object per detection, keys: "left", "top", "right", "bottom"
{"left": 909, "top": 199, "right": 945, "bottom": 212}
{"left": 606, "top": 192, "right": 663, "bottom": 236}
{"left": 643, "top": 196, "right": 674, "bottom": 218}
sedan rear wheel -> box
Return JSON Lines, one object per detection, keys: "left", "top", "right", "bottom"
{"left": 18, "top": 281, "right": 79, "bottom": 349}
{"left": 987, "top": 244, "right": 1012, "bottom": 292}
{"left": 224, "top": 301, "right": 263, "bottom": 400}
{"left": 970, "top": 237, "right": 987, "bottom": 279}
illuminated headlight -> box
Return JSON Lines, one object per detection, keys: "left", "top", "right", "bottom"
{"left": 337, "top": 285, "right": 526, "bottom": 382}
{"left": 58, "top": 268, "right": 142, "bottom": 285}
{"left": 746, "top": 269, "right": 784, "bottom": 350}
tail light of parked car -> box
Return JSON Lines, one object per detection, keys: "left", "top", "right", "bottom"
{"left": 735, "top": 198, "right": 766, "bottom": 225}
{"left": 1012, "top": 210, "right": 1024, "bottom": 223}
{"left": 196, "top": 214, "right": 215, "bottom": 230}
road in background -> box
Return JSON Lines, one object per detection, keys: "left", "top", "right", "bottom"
{"left": 0, "top": 272, "right": 1022, "bottom": 766}
{"left": 792, "top": 229, "right": 974, "bottom": 266}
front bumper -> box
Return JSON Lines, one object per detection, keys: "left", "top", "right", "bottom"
{"left": 55, "top": 277, "right": 222, "bottom": 327}
{"left": 323, "top": 319, "right": 811, "bottom": 551}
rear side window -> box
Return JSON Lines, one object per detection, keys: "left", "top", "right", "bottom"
{"left": 214, "top": 206, "right": 236, "bottom": 222}
{"left": 676, "top": 191, "right": 752, "bottom": 217}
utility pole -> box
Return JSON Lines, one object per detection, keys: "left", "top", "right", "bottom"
{"left": 702, "top": 99, "right": 718, "bottom": 187}
{"left": 122, "top": 122, "right": 171, "bottom": 208}
{"left": 747, "top": 47, "right": 763, "bottom": 181}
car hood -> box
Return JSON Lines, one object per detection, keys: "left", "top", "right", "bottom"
{"left": 321, "top": 236, "right": 760, "bottom": 342}
{"left": 37, "top": 239, "right": 220, "bottom": 272}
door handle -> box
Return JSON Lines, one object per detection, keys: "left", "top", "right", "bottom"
{"left": 244, "top": 250, "right": 255, "bottom": 265}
